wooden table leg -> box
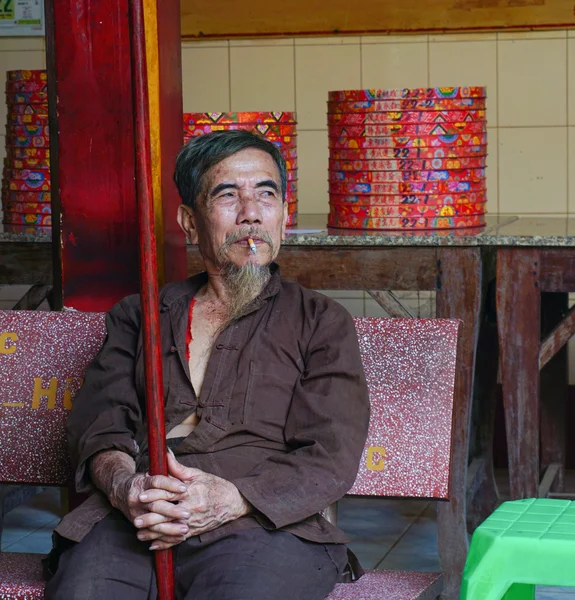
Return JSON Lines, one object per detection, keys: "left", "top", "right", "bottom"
{"left": 467, "top": 278, "right": 500, "bottom": 531}
{"left": 436, "top": 247, "right": 482, "bottom": 600}
{"left": 496, "top": 248, "right": 541, "bottom": 499}
{"left": 539, "top": 292, "right": 568, "bottom": 495}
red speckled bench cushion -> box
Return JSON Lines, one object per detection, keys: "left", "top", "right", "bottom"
{"left": 0, "top": 553, "right": 45, "bottom": 600}
{"left": 328, "top": 570, "right": 443, "bottom": 600}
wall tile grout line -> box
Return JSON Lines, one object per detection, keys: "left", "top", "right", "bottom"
{"left": 495, "top": 34, "right": 500, "bottom": 213}
{"left": 427, "top": 35, "right": 431, "bottom": 88}
{"left": 293, "top": 40, "right": 298, "bottom": 116}
{"left": 567, "top": 36, "right": 570, "bottom": 215}
{"left": 227, "top": 40, "right": 232, "bottom": 112}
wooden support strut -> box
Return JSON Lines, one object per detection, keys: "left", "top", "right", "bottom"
{"left": 128, "top": 0, "right": 174, "bottom": 597}
{"left": 539, "top": 303, "right": 575, "bottom": 369}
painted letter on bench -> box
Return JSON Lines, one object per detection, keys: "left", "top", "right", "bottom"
{"left": 0, "top": 332, "right": 18, "bottom": 354}
{"left": 366, "top": 446, "right": 386, "bottom": 471}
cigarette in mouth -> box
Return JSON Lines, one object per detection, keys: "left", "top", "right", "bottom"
{"left": 247, "top": 238, "right": 257, "bottom": 255}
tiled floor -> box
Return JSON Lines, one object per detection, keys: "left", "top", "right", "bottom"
{"left": 1, "top": 484, "right": 575, "bottom": 598}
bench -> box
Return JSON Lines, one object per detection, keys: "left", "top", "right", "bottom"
{"left": 0, "top": 310, "right": 460, "bottom": 600}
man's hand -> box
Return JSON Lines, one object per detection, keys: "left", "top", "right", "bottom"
{"left": 90, "top": 450, "right": 192, "bottom": 547}
{"left": 110, "top": 471, "right": 193, "bottom": 546}
{"left": 134, "top": 450, "right": 252, "bottom": 550}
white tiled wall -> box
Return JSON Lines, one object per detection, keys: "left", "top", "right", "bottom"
{"left": 182, "top": 30, "right": 575, "bottom": 219}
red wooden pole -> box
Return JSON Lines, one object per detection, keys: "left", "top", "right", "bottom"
{"left": 127, "top": 0, "right": 175, "bottom": 598}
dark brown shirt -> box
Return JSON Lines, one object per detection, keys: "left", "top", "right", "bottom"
{"left": 55, "top": 266, "right": 370, "bottom": 556}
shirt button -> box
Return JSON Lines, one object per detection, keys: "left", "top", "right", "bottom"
{"left": 169, "top": 346, "right": 177, "bottom": 353}
{"left": 216, "top": 343, "right": 224, "bottom": 350}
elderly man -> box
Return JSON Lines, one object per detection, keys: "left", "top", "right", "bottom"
{"left": 45, "top": 130, "right": 370, "bottom": 600}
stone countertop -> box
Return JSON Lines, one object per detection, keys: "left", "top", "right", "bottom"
{"left": 479, "top": 217, "right": 575, "bottom": 247}
{"left": 281, "top": 215, "right": 516, "bottom": 246}
{"left": 5, "top": 215, "right": 575, "bottom": 247}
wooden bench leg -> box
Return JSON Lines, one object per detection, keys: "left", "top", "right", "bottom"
{"left": 436, "top": 247, "right": 482, "bottom": 600}
{"left": 497, "top": 249, "right": 541, "bottom": 499}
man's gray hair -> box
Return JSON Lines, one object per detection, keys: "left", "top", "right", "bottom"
{"left": 173, "top": 130, "right": 288, "bottom": 210}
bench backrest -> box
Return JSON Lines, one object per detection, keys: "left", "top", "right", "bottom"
{"left": 350, "top": 317, "right": 459, "bottom": 500}
{"left": 0, "top": 311, "right": 459, "bottom": 499}
{"left": 0, "top": 311, "right": 107, "bottom": 485}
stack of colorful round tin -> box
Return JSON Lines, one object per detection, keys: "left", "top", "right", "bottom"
{"left": 183, "top": 112, "right": 298, "bottom": 226}
{"left": 2, "top": 69, "right": 50, "bottom": 233}
{"left": 327, "top": 87, "right": 487, "bottom": 231}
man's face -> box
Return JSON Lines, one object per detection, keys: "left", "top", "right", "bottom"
{"left": 178, "top": 148, "right": 288, "bottom": 270}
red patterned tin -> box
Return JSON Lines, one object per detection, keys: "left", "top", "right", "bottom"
{"left": 329, "top": 191, "right": 487, "bottom": 206}
{"left": 7, "top": 112, "right": 49, "bottom": 126}
{"left": 7, "top": 124, "right": 49, "bottom": 137}
{"left": 9, "top": 147, "right": 50, "bottom": 159}
{"left": 6, "top": 134, "right": 50, "bottom": 148}
{"left": 328, "top": 122, "right": 486, "bottom": 137}
{"left": 7, "top": 70, "right": 47, "bottom": 82}
{"left": 184, "top": 112, "right": 296, "bottom": 125}
{"left": 2, "top": 190, "right": 51, "bottom": 203}
{"left": 329, "top": 156, "right": 487, "bottom": 171}
{"left": 286, "top": 169, "right": 297, "bottom": 181}
{"left": 183, "top": 122, "right": 297, "bottom": 137}
{"left": 1, "top": 224, "right": 51, "bottom": 233}
{"left": 183, "top": 131, "right": 297, "bottom": 148}
{"left": 8, "top": 103, "right": 48, "bottom": 116}
{"left": 6, "top": 80, "right": 47, "bottom": 94}
{"left": 328, "top": 168, "right": 485, "bottom": 183}
{"left": 5, "top": 169, "right": 51, "bottom": 191}
{"left": 3, "top": 211, "right": 52, "bottom": 226}
{"left": 329, "top": 180, "right": 486, "bottom": 195}
{"left": 329, "top": 203, "right": 486, "bottom": 218}
{"left": 286, "top": 212, "right": 297, "bottom": 227}
{"left": 327, "top": 110, "right": 486, "bottom": 125}
{"left": 328, "top": 87, "right": 486, "bottom": 102}
{"left": 327, "top": 213, "right": 486, "bottom": 230}
{"left": 3, "top": 201, "right": 52, "bottom": 214}
{"left": 329, "top": 145, "right": 487, "bottom": 161}
{"left": 5, "top": 156, "right": 50, "bottom": 170}
{"left": 328, "top": 98, "right": 487, "bottom": 113}
{"left": 6, "top": 92, "right": 48, "bottom": 104}
{"left": 329, "top": 133, "right": 488, "bottom": 149}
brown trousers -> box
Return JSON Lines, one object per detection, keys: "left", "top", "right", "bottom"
{"left": 44, "top": 510, "right": 348, "bottom": 600}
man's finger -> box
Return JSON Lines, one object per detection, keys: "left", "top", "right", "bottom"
{"left": 146, "top": 521, "right": 190, "bottom": 536}
{"left": 136, "top": 500, "right": 190, "bottom": 521}
{"left": 167, "top": 451, "right": 201, "bottom": 482}
{"left": 138, "top": 488, "right": 181, "bottom": 504}
{"left": 134, "top": 510, "right": 189, "bottom": 529}
{"left": 142, "top": 474, "right": 187, "bottom": 493}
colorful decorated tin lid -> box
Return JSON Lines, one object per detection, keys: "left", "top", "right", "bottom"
{"left": 328, "top": 133, "right": 488, "bottom": 149}
{"left": 327, "top": 110, "right": 486, "bottom": 125}
{"left": 6, "top": 70, "right": 47, "bottom": 82}
{"left": 328, "top": 156, "right": 487, "bottom": 172}
{"left": 328, "top": 168, "right": 485, "bottom": 184}
{"left": 329, "top": 190, "right": 487, "bottom": 206}
{"left": 327, "top": 98, "right": 487, "bottom": 113}
{"left": 327, "top": 213, "right": 486, "bottom": 230}
{"left": 328, "top": 202, "right": 486, "bottom": 218}
{"left": 329, "top": 145, "right": 487, "bottom": 161}
{"left": 184, "top": 111, "right": 296, "bottom": 125}
{"left": 328, "top": 87, "right": 487, "bottom": 102}
{"left": 328, "top": 121, "right": 486, "bottom": 137}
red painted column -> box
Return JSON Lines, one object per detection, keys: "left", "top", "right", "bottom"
{"left": 45, "top": 0, "right": 185, "bottom": 311}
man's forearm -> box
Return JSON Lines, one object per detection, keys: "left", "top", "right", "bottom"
{"left": 89, "top": 449, "right": 136, "bottom": 507}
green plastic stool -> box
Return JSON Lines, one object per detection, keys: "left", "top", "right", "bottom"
{"left": 461, "top": 498, "right": 575, "bottom": 599}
